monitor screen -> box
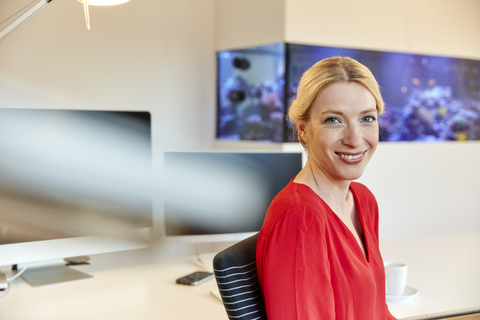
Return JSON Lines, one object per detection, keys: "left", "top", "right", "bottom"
{"left": 0, "top": 109, "right": 153, "bottom": 267}
{"left": 164, "top": 151, "right": 303, "bottom": 243}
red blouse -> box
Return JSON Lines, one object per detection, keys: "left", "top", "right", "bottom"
{"left": 256, "top": 180, "right": 396, "bottom": 320}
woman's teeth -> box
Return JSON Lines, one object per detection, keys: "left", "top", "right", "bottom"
{"left": 339, "top": 153, "right": 362, "bottom": 160}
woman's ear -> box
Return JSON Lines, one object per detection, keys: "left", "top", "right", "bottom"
{"left": 298, "top": 122, "right": 307, "bottom": 142}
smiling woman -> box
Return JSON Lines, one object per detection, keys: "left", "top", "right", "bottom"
{"left": 256, "top": 57, "right": 397, "bottom": 320}
{"left": 300, "top": 82, "right": 379, "bottom": 184}
{"left": 288, "top": 56, "right": 385, "bottom": 151}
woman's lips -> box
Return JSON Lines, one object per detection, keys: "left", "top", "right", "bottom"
{"left": 335, "top": 151, "right": 366, "bottom": 163}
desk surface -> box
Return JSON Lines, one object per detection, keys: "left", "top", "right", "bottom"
{"left": 381, "top": 232, "right": 480, "bottom": 319}
{"left": 0, "top": 232, "right": 479, "bottom": 320}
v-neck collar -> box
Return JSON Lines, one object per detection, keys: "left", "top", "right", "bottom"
{"left": 294, "top": 181, "right": 370, "bottom": 263}
{"left": 349, "top": 185, "right": 370, "bottom": 263}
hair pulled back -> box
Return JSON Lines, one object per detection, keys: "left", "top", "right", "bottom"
{"left": 288, "top": 56, "right": 384, "bottom": 147}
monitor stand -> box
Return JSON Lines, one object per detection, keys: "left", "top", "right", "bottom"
{"left": 21, "top": 265, "right": 92, "bottom": 287}
{"left": 192, "top": 243, "right": 209, "bottom": 271}
{"left": 19, "top": 256, "right": 93, "bottom": 287}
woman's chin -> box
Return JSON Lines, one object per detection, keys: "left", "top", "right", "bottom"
{"left": 337, "top": 168, "right": 367, "bottom": 182}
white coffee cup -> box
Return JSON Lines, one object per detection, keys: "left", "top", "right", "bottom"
{"left": 384, "top": 262, "right": 408, "bottom": 295}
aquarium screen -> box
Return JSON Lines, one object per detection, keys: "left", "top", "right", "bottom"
{"left": 217, "top": 43, "right": 286, "bottom": 142}
{"left": 217, "top": 42, "right": 480, "bottom": 142}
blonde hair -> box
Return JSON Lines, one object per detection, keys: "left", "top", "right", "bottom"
{"left": 288, "top": 56, "right": 384, "bottom": 147}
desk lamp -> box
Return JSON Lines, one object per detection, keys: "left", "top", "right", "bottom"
{"left": 0, "top": 0, "right": 129, "bottom": 40}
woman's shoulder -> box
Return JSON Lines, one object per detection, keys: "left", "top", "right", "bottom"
{"left": 350, "top": 181, "right": 378, "bottom": 212}
{"left": 270, "top": 179, "right": 328, "bottom": 209}
{"left": 350, "top": 181, "right": 376, "bottom": 199}
{"left": 261, "top": 180, "right": 330, "bottom": 230}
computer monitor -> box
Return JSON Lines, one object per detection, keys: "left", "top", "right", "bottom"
{"left": 0, "top": 109, "right": 154, "bottom": 286}
{"left": 163, "top": 151, "right": 303, "bottom": 243}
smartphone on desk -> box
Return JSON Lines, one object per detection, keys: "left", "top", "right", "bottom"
{"left": 176, "top": 271, "right": 214, "bottom": 286}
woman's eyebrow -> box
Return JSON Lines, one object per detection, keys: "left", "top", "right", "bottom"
{"left": 360, "top": 108, "right": 378, "bottom": 114}
{"left": 319, "top": 108, "right": 378, "bottom": 116}
{"left": 319, "top": 109, "right": 343, "bottom": 116}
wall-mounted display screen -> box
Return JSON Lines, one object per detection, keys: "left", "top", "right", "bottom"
{"left": 217, "top": 43, "right": 286, "bottom": 142}
{"left": 217, "top": 42, "right": 480, "bottom": 142}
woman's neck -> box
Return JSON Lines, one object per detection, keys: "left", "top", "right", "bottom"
{"left": 294, "top": 159, "right": 352, "bottom": 215}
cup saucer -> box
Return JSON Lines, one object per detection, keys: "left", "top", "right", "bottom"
{"left": 386, "top": 286, "right": 419, "bottom": 303}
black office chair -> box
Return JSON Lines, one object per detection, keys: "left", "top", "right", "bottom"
{"left": 213, "top": 233, "right": 267, "bottom": 320}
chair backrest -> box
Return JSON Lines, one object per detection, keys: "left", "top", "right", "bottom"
{"left": 213, "top": 233, "right": 267, "bottom": 320}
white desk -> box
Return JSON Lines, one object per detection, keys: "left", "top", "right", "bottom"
{"left": 0, "top": 232, "right": 479, "bottom": 320}
{"left": 0, "top": 255, "right": 226, "bottom": 320}
{"left": 381, "top": 232, "right": 480, "bottom": 319}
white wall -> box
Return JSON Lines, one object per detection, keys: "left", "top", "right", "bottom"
{"left": 285, "top": 0, "right": 480, "bottom": 59}
{"left": 359, "top": 142, "right": 480, "bottom": 240}
{"left": 285, "top": 0, "right": 410, "bottom": 53}
{"left": 215, "top": 0, "right": 285, "bottom": 51}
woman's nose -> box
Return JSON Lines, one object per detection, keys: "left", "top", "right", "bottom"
{"left": 342, "top": 124, "right": 362, "bottom": 147}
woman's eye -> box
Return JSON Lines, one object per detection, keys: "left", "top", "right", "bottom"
{"left": 325, "top": 117, "right": 341, "bottom": 124}
{"left": 362, "top": 115, "right": 376, "bottom": 123}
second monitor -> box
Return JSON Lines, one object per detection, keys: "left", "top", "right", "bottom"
{"left": 164, "top": 151, "right": 303, "bottom": 243}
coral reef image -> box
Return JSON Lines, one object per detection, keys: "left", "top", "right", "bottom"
{"left": 217, "top": 42, "right": 480, "bottom": 142}
{"left": 217, "top": 43, "right": 286, "bottom": 142}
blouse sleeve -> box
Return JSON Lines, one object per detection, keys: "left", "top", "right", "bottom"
{"left": 258, "top": 205, "right": 335, "bottom": 320}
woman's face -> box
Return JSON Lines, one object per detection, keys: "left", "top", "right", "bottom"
{"left": 299, "top": 81, "right": 379, "bottom": 183}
